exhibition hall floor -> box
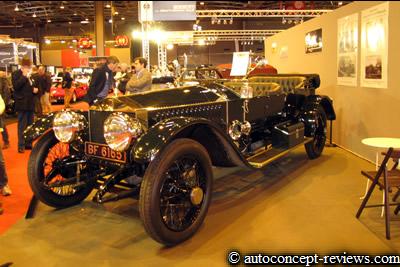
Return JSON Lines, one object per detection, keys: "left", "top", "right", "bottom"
{"left": 1, "top": 135, "right": 400, "bottom": 266}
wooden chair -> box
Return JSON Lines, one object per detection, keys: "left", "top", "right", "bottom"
{"left": 356, "top": 147, "right": 400, "bottom": 240}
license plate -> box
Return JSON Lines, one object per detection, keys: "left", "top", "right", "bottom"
{"left": 85, "top": 142, "right": 127, "bottom": 163}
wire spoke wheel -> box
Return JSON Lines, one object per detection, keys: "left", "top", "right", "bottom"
{"left": 28, "top": 131, "right": 96, "bottom": 208}
{"left": 305, "top": 107, "right": 327, "bottom": 159}
{"left": 139, "top": 138, "right": 213, "bottom": 246}
{"left": 43, "top": 142, "right": 77, "bottom": 196}
{"left": 160, "top": 157, "right": 206, "bottom": 232}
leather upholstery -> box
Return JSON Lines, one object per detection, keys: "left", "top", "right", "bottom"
{"left": 248, "top": 76, "right": 306, "bottom": 94}
{"left": 224, "top": 81, "right": 281, "bottom": 97}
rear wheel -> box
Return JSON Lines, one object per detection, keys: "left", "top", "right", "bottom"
{"left": 139, "top": 138, "right": 213, "bottom": 246}
{"left": 28, "top": 131, "right": 96, "bottom": 208}
{"left": 305, "top": 106, "right": 327, "bottom": 159}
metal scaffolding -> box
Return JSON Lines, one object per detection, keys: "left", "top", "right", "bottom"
{"left": 157, "top": 43, "right": 167, "bottom": 70}
{"left": 196, "top": 9, "right": 332, "bottom": 18}
{"left": 194, "top": 29, "right": 283, "bottom": 37}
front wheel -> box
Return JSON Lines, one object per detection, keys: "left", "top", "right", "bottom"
{"left": 139, "top": 138, "right": 213, "bottom": 246}
{"left": 28, "top": 131, "right": 96, "bottom": 208}
{"left": 305, "top": 106, "right": 327, "bottom": 159}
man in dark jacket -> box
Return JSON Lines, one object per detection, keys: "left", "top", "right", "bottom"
{"left": 62, "top": 67, "right": 73, "bottom": 108}
{"left": 82, "top": 56, "right": 119, "bottom": 107}
{"left": 12, "top": 57, "right": 39, "bottom": 153}
{"left": 38, "top": 66, "right": 52, "bottom": 114}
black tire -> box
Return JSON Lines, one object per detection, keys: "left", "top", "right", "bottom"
{"left": 139, "top": 138, "right": 213, "bottom": 246}
{"left": 28, "top": 131, "right": 96, "bottom": 208}
{"left": 305, "top": 106, "right": 327, "bottom": 159}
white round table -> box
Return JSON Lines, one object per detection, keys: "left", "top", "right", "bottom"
{"left": 362, "top": 138, "right": 400, "bottom": 149}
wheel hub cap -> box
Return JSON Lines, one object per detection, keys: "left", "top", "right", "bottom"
{"left": 190, "top": 187, "right": 204, "bottom": 205}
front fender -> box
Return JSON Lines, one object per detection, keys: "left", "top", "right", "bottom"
{"left": 24, "top": 113, "right": 55, "bottom": 144}
{"left": 132, "top": 117, "right": 250, "bottom": 168}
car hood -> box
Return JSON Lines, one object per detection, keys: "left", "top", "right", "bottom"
{"left": 90, "top": 86, "right": 231, "bottom": 113}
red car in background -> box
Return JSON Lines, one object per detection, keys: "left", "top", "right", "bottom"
{"left": 50, "top": 81, "right": 88, "bottom": 104}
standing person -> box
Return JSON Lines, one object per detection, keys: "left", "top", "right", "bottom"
{"left": 30, "top": 66, "right": 42, "bottom": 117}
{"left": 125, "top": 57, "right": 152, "bottom": 94}
{"left": 82, "top": 56, "right": 119, "bottom": 107}
{"left": 0, "top": 93, "right": 11, "bottom": 196}
{"left": 62, "top": 67, "right": 73, "bottom": 108}
{"left": 0, "top": 71, "right": 10, "bottom": 149}
{"left": 38, "top": 66, "right": 52, "bottom": 114}
{"left": 12, "top": 57, "right": 39, "bottom": 153}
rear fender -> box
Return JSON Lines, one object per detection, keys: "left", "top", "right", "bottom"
{"left": 300, "top": 95, "right": 335, "bottom": 136}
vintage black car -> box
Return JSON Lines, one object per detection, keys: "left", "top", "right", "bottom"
{"left": 25, "top": 74, "right": 335, "bottom": 246}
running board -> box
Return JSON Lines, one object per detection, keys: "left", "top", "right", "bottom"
{"left": 247, "top": 137, "right": 313, "bottom": 168}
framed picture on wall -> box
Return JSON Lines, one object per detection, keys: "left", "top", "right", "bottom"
{"left": 305, "top": 28, "right": 322, "bottom": 53}
{"left": 337, "top": 13, "right": 358, "bottom": 86}
{"left": 360, "top": 2, "right": 388, "bottom": 88}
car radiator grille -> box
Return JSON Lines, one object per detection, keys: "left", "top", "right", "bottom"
{"left": 88, "top": 110, "right": 114, "bottom": 144}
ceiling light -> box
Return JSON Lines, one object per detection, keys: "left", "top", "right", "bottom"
{"left": 167, "top": 44, "right": 174, "bottom": 50}
{"left": 47, "top": 19, "right": 51, "bottom": 23}
{"left": 61, "top": 40, "right": 66, "bottom": 44}
{"left": 217, "top": 19, "right": 221, "bottom": 24}
{"left": 74, "top": 49, "right": 78, "bottom": 53}
{"left": 60, "top": 4, "right": 65, "bottom": 9}
{"left": 197, "top": 26, "right": 202, "bottom": 31}
{"left": 32, "top": 13, "right": 37, "bottom": 18}
{"left": 93, "top": 45, "right": 96, "bottom": 48}
{"left": 108, "top": 19, "right": 112, "bottom": 23}
{"left": 69, "top": 45, "right": 73, "bottom": 49}
{"left": 74, "top": 12, "right": 77, "bottom": 16}
{"left": 72, "top": 39, "right": 77, "bottom": 43}
{"left": 85, "top": 18, "right": 89, "bottom": 21}
{"left": 200, "top": 2, "right": 204, "bottom": 5}
{"left": 45, "top": 39, "right": 51, "bottom": 44}
{"left": 229, "top": 18, "right": 233, "bottom": 24}
{"left": 81, "top": 21, "right": 89, "bottom": 24}
{"left": 223, "top": 19, "right": 227, "bottom": 25}
{"left": 69, "top": 21, "right": 72, "bottom": 24}
{"left": 121, "top": 17, "right": 125, "bottom": 21}
{"left": 14, "top": 4, "right": 19, "bottom": 11}
{"left": 106, "top": 4, "right": 111, "bottom": 8}
{"left": 338, "top": 1, "right": 343, "bottom": 6}
{"left": 114, "top": 11, "right": 119, "bottom": 15}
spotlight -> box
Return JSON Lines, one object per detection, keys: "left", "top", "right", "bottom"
{"left": 288, "top": 19, "right": 292, "bottom": 24}
{"left": 45, "top": 39, "right": 51, "bottom": 44}
{"left": 223, "top": 19, "right": 227, "bottom": 25}
{"left": 14, "top": 4, "right": 19, "bottom": 11}
{"left": 200, "top": 2, "right": 204, "bottom": 5}
{"left": 121, "top": 17, "right": 125, "bottom": 21}
{"left": 106, "top": 4, "right": 111, "bottom": 8}
{"left": 197, "top": 26, "right": 202, "bottom": 31}
{"left": 69, "top": 45, "right": 73, "bottom": 49}
{"left": 229, "top": 18, "right": 233, "bottom": 24}
{"left": 109, "top": 19, "right": 112, "bottom": 23}
{"left": 72, "top": 39, "right": 77, "bottom": 43}
{"left": 282, "top": 18, "right": 286, "bottom": 24}
{"left": 32, "top": 13, "right": 37, "bottom": 18}
{"left": 61, "top": 40, "right": 65, "bottom": 44}
{"left": 114, "top": 11, "right": 119, "bottom": 15}
{"left": 167, "top": 44, "right": 174, "bottom": 50}
{"left": 217, "top": 19, "right": 221, "bottom": 24}
{"left": 69, "top": 21, "right": 72, "bottom": 24}
{"left": 60, "top": 4, "right": 65, "bottom": 9}
{"left": 47, "top": 19, "right": 51, "bottom": 23}
{"left": 74, "top": 12, "right": 77, "bottom": 16}
{"left": 338, "top": 1, "right": 343, "bottom": 6}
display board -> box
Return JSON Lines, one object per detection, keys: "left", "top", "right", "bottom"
{"left": 230, "top": 52, "right": 250, "bottom": 76}
{"left": 0, "top": 43, "right": 14, "bottom": 67}
{"left": 337, "top": 13, "right": 358, "bottom": 86}
{"left": 305, "top": 29, "right": 322, "bottom": 53}
{"left": 360, "top": 2, "right": 388, "bottom": 88}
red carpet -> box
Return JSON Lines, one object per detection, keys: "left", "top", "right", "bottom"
{"left": 0, "top": 102, "right": 88, "bottom": 234}
{"left": 0, "top": 121, "right": 32, "bottom": 234}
